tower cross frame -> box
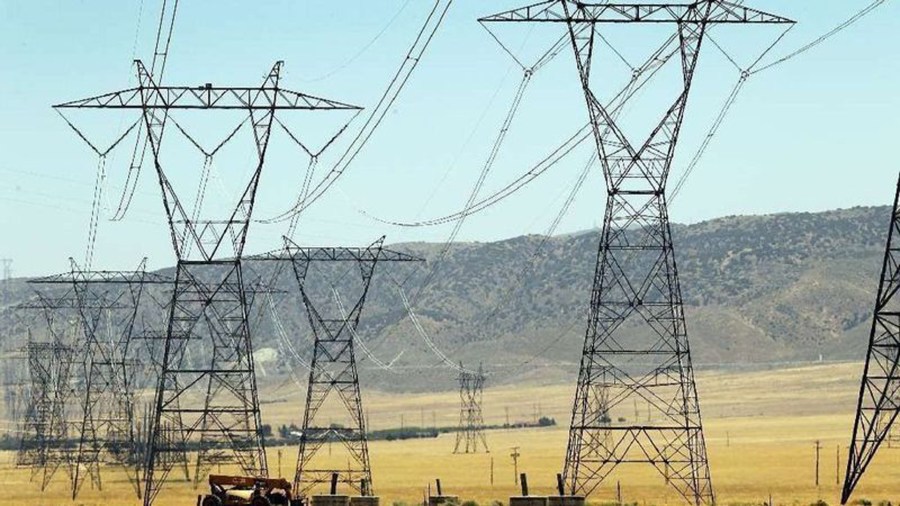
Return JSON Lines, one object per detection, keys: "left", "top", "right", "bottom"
{"left": 17, "top": 265, "right": 163, "bottom": 497}
{"left": 257, "top": 238, "right": 423, "bottom": 497}
{"left": 453, "top": 363, "right": 489, "bottom": 455}
{"left": 480, "top": 2, "right": 793, "bottom": 504}
{"left": 16, "top": 336, "right": 74, "bottom": 492}
{"left": 54, "top": 60, "right": 361, "bottom": 506}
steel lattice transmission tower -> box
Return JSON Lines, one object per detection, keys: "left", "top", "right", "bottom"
{"left": 16, "top": 334, "right": 74, "bottom": 491}
{"left": 453, "top": 363, "right": 489, "bottom": 454}
{"left": 842, "top": 173, "right": 900, "bottom": 504}
{"left": 480, "top": 2, "right": 793, "bottom": 503}
{"left": 259, "top": 237, "right": 423, "bottom": 496}
{"left": 55, "top": 60, "right": 361, "bottom": 506}
{"left": 27, "top": 260, "right": 168, "bottom": 500}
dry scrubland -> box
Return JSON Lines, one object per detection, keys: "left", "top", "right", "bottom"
{"left": 2, "top": 362, "right": 899, "bottom": 506}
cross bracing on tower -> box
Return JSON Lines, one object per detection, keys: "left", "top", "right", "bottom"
{"left": 22, "top": 259, "right": 170, "bottom": 499}
{"left": 254, "top": 237, "right": 423, "bottom": 497}
{"left": 842, "top": 172, "right": 900, "bottom": 504}
{"left": 15, "top": 334, "right": 75, "bottom": 492}
{"left": 54, "top": 59, "right": 361, "bottom": 506}
{"left": 453, "top": 363, "right": 489, "bottom": 454}
{"left": 479, "top": 2, "right": 794, "bottom": 504}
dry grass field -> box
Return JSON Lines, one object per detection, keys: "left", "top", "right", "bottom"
{"left": 3, "top": 362, "right": 899, "bottom": 506}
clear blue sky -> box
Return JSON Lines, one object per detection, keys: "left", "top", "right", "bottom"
{"left": 0, "top": 1, "right": 898, "bottom": 276}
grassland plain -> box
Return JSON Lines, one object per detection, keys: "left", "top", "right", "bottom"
{"left": 2, "top": 363, "right": 899, "bottom": 506}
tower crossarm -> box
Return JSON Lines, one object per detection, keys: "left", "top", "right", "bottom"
{"left": 254, "top": 239, "right": 425, "bottom": 264}
{"left": 479, "top": 0, "right": 794, "bottom": 24}
{"left": 29, "top": 271, "right": 170, "bottom": 285}
{"left": 54, "top": 61, "right": 362, "bottom": 111}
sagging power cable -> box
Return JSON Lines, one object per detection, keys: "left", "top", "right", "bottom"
{"left": 112, "top": 0, "right": 180, "bottom": 222}
{"left": 671, "top": 0, "right": 888, "bottom": 202}
{"left": 332, "top": 287, "right": 400, "bottom": 374}
{"left": 262, "top": 0, "right": 454, "bottom": 224}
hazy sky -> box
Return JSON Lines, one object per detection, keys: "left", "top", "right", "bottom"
{"left": 0, "top": 1, "right": 898, "bottom": 276}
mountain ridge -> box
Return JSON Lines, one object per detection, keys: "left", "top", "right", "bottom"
{"left": 0, "top": 204, "right": 891, "bottom": 392}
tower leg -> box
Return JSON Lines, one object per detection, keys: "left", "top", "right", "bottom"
{"left": 144, "top": 260, "right": 266, "bottom": 506}
{"left": 841, "top": 173, "right": 900, "bottom": 504}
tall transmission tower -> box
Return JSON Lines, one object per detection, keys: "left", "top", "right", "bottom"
{"left": 842, "top": 173, "right": 900, "bottom": 504}
{"left": 257, "top": 237, "right": 423, "bottom": 497}
{"left": 54, "top": 61, "right": 361, "bottom": 506}
{"left": 27, "top": 260, "right": 168, "bottom": 499}
{"left": 480, "top": 2, "right": 793, "bottom": 503}
{"left": 453, "top": 363, "right": 489, "bottom": 454}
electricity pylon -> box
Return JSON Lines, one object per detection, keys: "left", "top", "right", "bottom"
{"left": 54, "top": 60, "right": 361, "bottom": 506}
{"left": 28, "top": 260, "right": 167, "bottom": 499}
{"left": 259, "top": 237, "right": 423, "bottom": 496}
{"left": 16, "top": 335, "right": 74, "bottom": 491}
{"left": 842, "top": 173, "right": 900, "bottom": 504}
{"left": 480, "top": 2, "right": 794, "bottom": 504}
{"left": 453, "top": 363, "right": 489, "bottom": 454}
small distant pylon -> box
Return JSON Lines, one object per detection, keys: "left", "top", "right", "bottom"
{"left": 453, "top": 363, "right": 489, "bottom": 454}
{"left": 16, "top": 329, "right": 76, "bottom": 491}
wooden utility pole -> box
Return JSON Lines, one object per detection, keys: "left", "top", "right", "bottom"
{"left": 836, "top": 444, "right": 840, "bottom": 485}
{"left": 510, "top": 446, "right": 521, "bottom": 485}
{"left": 490, "top": 456, "right": 494, "bottom": 486}
{"left": 815, "top": 440, "right": 822, "bottom": 487}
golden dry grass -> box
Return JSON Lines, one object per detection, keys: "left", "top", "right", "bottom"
{"left": 2, "top": 362, "right": 899, "bottom": 506}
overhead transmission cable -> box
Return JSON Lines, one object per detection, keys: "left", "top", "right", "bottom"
{"left": 432, "top": 32, "right": 680, "bottom": 369}
{"left": 111, "top": 0, "right": 180, "bottom": 222}
{"left": 54, "top": 112, "right": 143, "bottom": 269}
{"left": 752, "top": 0, "right": 888, "bottom": 75}
{"left": 332, "top": 287, "right": 400, "bottom": 374}
{"left": 366, "top": 33, "right": 680, "bottom": 229}
{"left": 670, "top": 0, "right": 888, "bottom": 202}
{"left": 301, "top": 0, "right": 415, "bottom": 83}
{"left": 259, "top": 0, "right": 454, "bottom": 225}
{"left": 391, "top": 26, "right": 672, "bottom": 373}
{"left": 504, "top": 0, "right": 888, "bottom": 372}
{"left": 380, "top": 27, "right": 584, "bottom": 374}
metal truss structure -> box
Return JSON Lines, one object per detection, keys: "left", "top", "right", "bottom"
{"left": 258, "top": 237, "right": 423, "bottom": 497}
{"left": 842, "top": 173, "right": 900, "bottom": 504}
{"left": 481, "top": 2, "right": 793, "bottom": 503}
{"left": 453, "top": 363, "right": 489, "bottom": 454}
{"left": 22, "top": 260, "right": 167, "bottom": 499}
{"left": 55, "top": 60, "right": 360, "bottom": 506}
{"left": 16, "top": 334, "right": 74, "bottom": 491}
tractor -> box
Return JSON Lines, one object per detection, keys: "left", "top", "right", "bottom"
{"left": 201, "top": 474, "right": 297, "bottom": 506}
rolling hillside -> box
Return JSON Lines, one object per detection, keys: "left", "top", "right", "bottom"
{"left": 0, "top": 205, "right": 891, "bottom": 391}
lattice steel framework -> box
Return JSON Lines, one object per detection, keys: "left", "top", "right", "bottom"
{"left": 26, "top": 260, "right": 168, "bottom": 499}
{"left": 54, "top": 60, "right": 361, "bottom": 506}
{"left": 842, "top": 173, "right": 900, "bottom": 504}
{"left": 258, "top": 238, "right": 423, "bottom": 496}
{"left": 16, "top": 335, "right": 74, "bottom": 491}
{"left": 453, "top": 363, "right": 489, "bottom": 454}
{"left": 481, "top": 2, "right": 793, "bottom": 503}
